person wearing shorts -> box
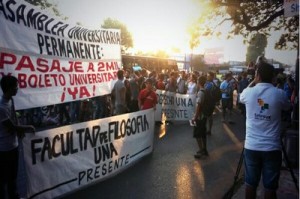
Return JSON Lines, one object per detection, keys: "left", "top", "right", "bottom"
{"left": 192, "top": 75, "right": 208, "bottom": 159}
{"left": 240, "top": 61, "right": 290, "bottom": 199}
{"left": 220, "top": 73, "right": 233, "bottom": 122}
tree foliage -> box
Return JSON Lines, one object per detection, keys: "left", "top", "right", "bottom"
{"left": 246, "top": 33, "right": 268, "bottom": 63}
{"left": 196, "top": 0, "right": 299, "bottom": 50}
{"left": 187, "top": 23, "right": 201, "bottom": 71}
{"left": 192, "top": 54, "right": 206, "bottom": 72}
{"left": 25, "top": 0, "right": 62, "bottom": 17}
{"left": 101, "top": 18, "right": 133, "bottom": 52}
{"left": 188, "top": 23, "right": 201, "bottom": 51}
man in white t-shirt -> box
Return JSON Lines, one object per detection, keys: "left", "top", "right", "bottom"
{"left": 240, "top": 62, "right": 290, "bottom": 199}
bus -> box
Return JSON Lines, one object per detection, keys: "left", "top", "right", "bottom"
{"left": 122, "top": 55, "right": 178, "bottom": 72}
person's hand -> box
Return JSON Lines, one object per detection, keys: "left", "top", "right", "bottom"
{"left": 28, "top": 125, "right": 35, "bottom": 133}
{"left": 17, "top": 131, "right": 25, "bottom": 139}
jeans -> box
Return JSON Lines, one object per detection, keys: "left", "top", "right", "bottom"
{"left": 244, "top": 148, "right": 282, "bottom": 190}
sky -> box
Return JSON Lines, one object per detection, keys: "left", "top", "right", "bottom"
{"left": 48, "top": 0, "right": 297, "bottom": 66}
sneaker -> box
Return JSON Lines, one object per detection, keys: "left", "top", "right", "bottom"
{"left": 194, "top": 150, "right": 209, "bottom": 159}
{"left": 202, "top": 150, "right": 209, "bottom": 156}
{"left": 194, "top": 154, "right": 202, "bottom": 159}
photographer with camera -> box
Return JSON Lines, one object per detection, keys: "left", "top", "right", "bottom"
{"left": 239, "top": 61, "right": 290, "bottom": 199}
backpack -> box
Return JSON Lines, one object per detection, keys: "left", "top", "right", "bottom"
{"left": 211, "top": 83, "right": 222, "bottom": 102}
{"left": 200, "top": 90, "right": 215, "bottom": 117}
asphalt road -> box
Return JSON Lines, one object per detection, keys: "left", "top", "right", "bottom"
{"left": 59, "top": 108, "right": 246, "bottom": 199}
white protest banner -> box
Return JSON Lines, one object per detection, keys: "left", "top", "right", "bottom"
{"left": 0, "top": 0, "right": 121, "bottom": 109}
{"left": 156, "top": 90, "right": 196, "bottom": 121}
{"left": 22, "top": 109, "right": 155, "bottom": 199}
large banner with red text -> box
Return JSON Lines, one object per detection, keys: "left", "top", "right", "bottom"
{"left": 0, "top": 0, "right": 121, "bottom": 110}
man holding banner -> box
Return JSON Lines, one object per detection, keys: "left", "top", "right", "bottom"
{"left": 0, "top": 75, "right": 35, "bottom": 199}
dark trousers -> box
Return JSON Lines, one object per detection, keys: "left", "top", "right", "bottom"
{"left": 0, "top": 147, "right": 19, "bottom": 199}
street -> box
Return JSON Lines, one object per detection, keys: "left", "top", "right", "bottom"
{"left": 60, "top": 108, "right": 246, "bottom": 199}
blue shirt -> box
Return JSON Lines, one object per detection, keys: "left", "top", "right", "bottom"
{"left": 220, "top": 80, "right": 232, "bottom": 99}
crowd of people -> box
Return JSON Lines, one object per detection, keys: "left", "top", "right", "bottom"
{"left": 0, "top": 59, "right": 297, "bottom": 198}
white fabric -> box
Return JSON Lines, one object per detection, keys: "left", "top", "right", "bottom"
{"left": 187, "top": 82, "right": 197, "bottom": 94}
{"left": 22, "top": 109, "right": 155, "bottom": 199}
{"left": 0, "top": 0, "right": 121, "bottom": 110}
{"left": 240, "top": 83, "right": 290, "bottom": 151}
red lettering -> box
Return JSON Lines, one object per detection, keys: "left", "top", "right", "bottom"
{"left": 49, "top": 60, "right": 61, "bottom": 72}
{"left": 97, "top": 62, "right": 105, "bottom": 72}
{"left": 0, "top": 72, "right": 12, "bottom": 77}
{"left": 87, "top": 62, "right": 95, "bottom": 72}
{"left": 74, "top": 61, "right": 83, "bottom": 72}
{"left": 63, "top": 61, "right": 73, "bottom": 72}
{"left": 18, "top": 73, "right": 27, "bottom": 88}
{"left": 15, "top": 56, "right": 35, "bottom": 71}
{"left": 106, "top": 62, "right": 114, "bottom": 70}
{"left": 36, "top": 58, "right": 49, "bottom": 73}
{"left": 79, "top": 86, "right": 91, "bottom": 98}
{"left": 67, "top": 87, "right": 78, "bottom": 100}
{"left": 28, "top": 74, "right": 38, "bottom": 87}
{"left": 0, "top": 53, "right": 16, "bottom": 69}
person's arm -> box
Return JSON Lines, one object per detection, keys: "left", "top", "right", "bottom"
{"left": 192, "top": 102, "right": 201, "bottom": 123}
{"left": 153, "top": 91, "right": 157, "bottom": 111}
{"left": 248, "top": 80, "right": 256, "bottom": 88}
{"left": 138, "top": 90, "right": 143, "bottom": 110}
{"left": 192, "top": 91, "right": 203, "bottom": 123}
{"left": 2, "top": 119, "right": 35, "bottom": 138}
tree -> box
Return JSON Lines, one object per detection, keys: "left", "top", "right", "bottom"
{"left": 101, "top": 18, "right": 133, "bottom": 53}
{"left": 192, "top": 54, "right": 206, "bottom": 72}
{"left": 196, "top": 0, "right": 299, "bottom": 50}
{"left": 246, "top": 33, "right": 268, "bottom": 63}
{"left": 188, "top": 23, "right": 201, "bottom": 71}
{"left": 25, "top": 0, "right": 63, "bottom": 17}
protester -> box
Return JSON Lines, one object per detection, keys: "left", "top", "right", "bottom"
{"left": 240, "top": 61, "right": 290, "bottom": 199}
{"left": 138, "top": 78, "right": 157, "bottom": 110}
{"left": 187, "top": 74, "right": 197, "bottom": 95}
{"left": 111, "top": 70, "right": 127, "bottom": 115}
{"left": 237, "top": 72, "right": 249, "bottom": 115}
{"left": 57, "top": 102, "right": 71, "bottom": 126}
{"left": 220, "top": 73, "right": 234, "bottom": 123}
{"left": 192, "top": 75, "right": 209, "bottom": 159}
{"left": 204, "top": 72, "right": 217, "bottom": 135}
{"left": 0, "top": 75, "right": 35, "bottom": 199}
{"left": 124, "top": 79, "right": 131, "bottom": 112}
{"left": 177, "top": 71, "right": 187, "bottom": 94}
{"left": 129, "top": 71, "right": 140, "bottom": 112}
{"left": 165, "top": 72, "right": 177, "bottom": 92}
{"left": 156, "top": 73, "right": 166, "bottom": 90}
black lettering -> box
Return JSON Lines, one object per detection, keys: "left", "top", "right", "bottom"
{"left": 41, "top": 137, "right": 52, "bottom": 162}
{"left": 31, "top": 138, "right": 43, "bottom": 165}
{"left": 78, "top": 170, "right": 86, "bottom": 185}
{"left": 16, "top": 4, "right": 26, "bottom": 25}
{"left": 52, "top": 135, "right": 61, "bottom": 158}
{"left": 84, "top": 127, "right": 93, "bottom": 149}
{"left": 37, "top": 33, "right": 44, "bottom": 54}
{"left": 77, "top": 128, "right": 85, "bottom": 151}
